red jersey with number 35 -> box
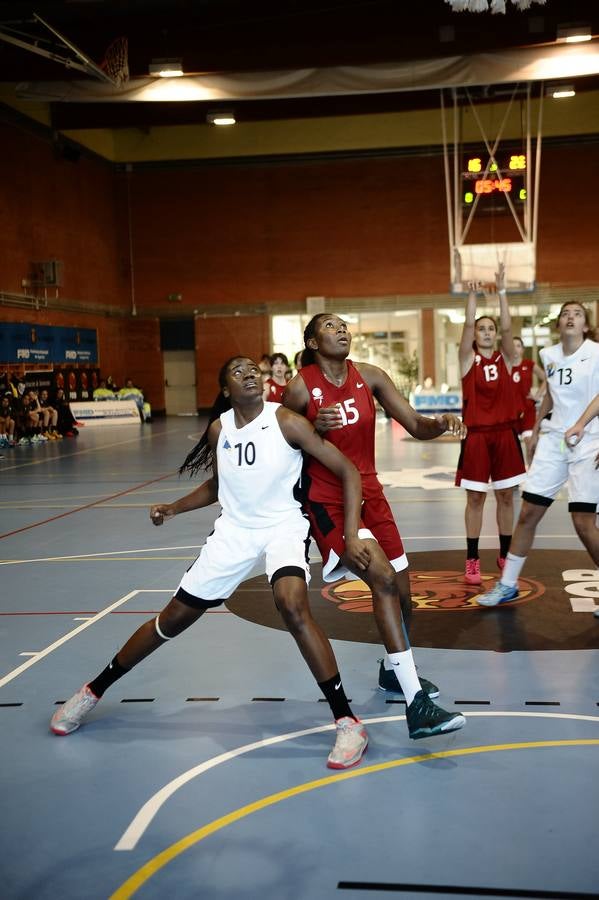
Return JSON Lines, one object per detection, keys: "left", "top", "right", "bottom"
{"left": 461, "top": 350, "right": 518, "bottom": 428}
{"left": 300, "top": 360, "right": 380, "bottom": 502}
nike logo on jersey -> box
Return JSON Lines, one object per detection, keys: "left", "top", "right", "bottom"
{"left": 580, "top": 357, "right": 590, "bottom": 362}
{"left": 334, "top": 682, "right": 341, "bottom": 691}
{"left": 261, "top": 425, "right": 269, "bottom": 430}
{"left": 356, "top": 382, "right": 364, "bottom": 388}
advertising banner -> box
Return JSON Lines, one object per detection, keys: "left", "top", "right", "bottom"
{"left": 0, "top": 323, "right": 98, "bottom": 364}
{"left": 69, "top": 400, "right": 141, "bottom": 427}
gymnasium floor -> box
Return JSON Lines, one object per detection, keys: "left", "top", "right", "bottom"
{"left": 1, "top": 416, "right": 597, "bottom": 900}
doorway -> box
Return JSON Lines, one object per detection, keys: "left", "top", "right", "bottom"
{"left": 163, "top": 350, "right": 196, "bottom": 415}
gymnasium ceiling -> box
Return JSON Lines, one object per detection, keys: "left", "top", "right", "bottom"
{"left": 0, "top": 0, "right": 598, "bottom": 162}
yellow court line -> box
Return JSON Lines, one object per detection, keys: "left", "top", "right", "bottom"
{"left": 110, "top": 738, "right": 599, "bottom": 900}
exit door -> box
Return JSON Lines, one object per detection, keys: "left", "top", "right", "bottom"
{"left": 163, "top": 350, "right": 196, "bottom": 415}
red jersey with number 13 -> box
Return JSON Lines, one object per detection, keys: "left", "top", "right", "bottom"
{"left": 461, "top": 350, "right": 518, "bottom": 428}
{"left": 300, "top": 360, "right": 380, "bottom": 502}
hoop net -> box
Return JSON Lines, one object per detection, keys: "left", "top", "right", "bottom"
{"left": 451, "top": 241, "right": 535, "bottom": 294}
{"left": 100, "top": 36, "right": 129, "bottom": 86}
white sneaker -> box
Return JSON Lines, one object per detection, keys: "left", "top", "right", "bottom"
{"left": 327, "top": 717, "right": 368, "bottom": 769}
{"left": 51, "top": 685, "right": 99, "bottom": 735}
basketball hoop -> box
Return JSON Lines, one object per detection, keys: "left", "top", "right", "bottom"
{"left": 100, "top": 36, "right": 129, "bottom": 87}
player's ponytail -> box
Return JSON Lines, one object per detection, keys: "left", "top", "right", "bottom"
{"left": 179, "top": 358, "right": 236, "bottom": 476}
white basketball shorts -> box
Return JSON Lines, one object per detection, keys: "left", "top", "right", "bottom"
{"left": 523, "top": 429, "right": 599, "bottom": 509}
{"left": 178, "top": 510, "right": 311, "bottom": 603}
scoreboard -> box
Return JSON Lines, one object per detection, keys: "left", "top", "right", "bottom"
{"left": 462, "top": 152, "right": 527, "bottom": 210}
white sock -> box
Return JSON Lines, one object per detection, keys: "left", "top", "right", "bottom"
{"left": 386, "top": 649, "right": 421, "bottom": 705}
{"left": 502, "top": 552, "right": 526, "bottom": 588}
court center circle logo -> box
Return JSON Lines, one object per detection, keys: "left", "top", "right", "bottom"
{"left": 321, "top": 570, "right": 545, "bottom": 612}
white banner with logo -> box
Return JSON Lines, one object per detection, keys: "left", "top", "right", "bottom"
{"left": 69, "top": 400, "right": 141, "bottom": 427}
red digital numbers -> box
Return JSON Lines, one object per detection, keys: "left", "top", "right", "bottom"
{"left": 474, "top": 178, "right": 513, "bottom": 194}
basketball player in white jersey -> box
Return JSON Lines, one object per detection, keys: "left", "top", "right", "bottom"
{"left": 478, "top": 302, "right": 599, "bottom": 606}
{"left": 51, "top": 356, "right": 373, "bottom": 769}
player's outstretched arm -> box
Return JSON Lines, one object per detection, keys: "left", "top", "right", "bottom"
{"left": 276, "top": 407, "right": 371, "bottom": 572}
{"left": 357, "top": 362, "right": 466, "bottom": 441}
{"left": 150, "top": 422, "right": 220, "bottom": 525}
{"left": 458, "top": 281, "right": 479, "bottom": 377}
{"left": 491, "top": 263, "right": 516, "bottom": 369}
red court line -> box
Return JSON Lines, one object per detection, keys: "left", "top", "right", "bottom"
{"left": 0, "top": 472, "right": 176, "bottom": 540}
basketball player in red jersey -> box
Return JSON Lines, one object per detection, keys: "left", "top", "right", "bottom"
{"left": 512, "top": 336, "right": 546, "bottom": 463}
{"left": 456, "top": 264, "right": 526, "bottom": 585}
{"left": 264, "top": 352, "right": 289, "bottom": 403}
{"left": 284, "top": 314, "right": 467, "bottom": 738}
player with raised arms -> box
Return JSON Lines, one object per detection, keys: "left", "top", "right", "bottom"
{"left": 456, "top": 263, "right": 526, "bottom": 585}
{"left": 478, "top": 302, "right": 599, "bottom": 607}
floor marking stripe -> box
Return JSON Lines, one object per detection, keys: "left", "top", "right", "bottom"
{"left": 0, "top": 473, "right": 176, "bottom": 541}
{"left": 113, "top": 711, "right": 599, "bottom": 852}
{"left": 0, "top": 547, "right": 201, "bottom": 567}
{"left": 110, "top": 738, "right": 599, "bottom": 900}
{"left": 0, "top": 590, "right": 138, "bottom": 689}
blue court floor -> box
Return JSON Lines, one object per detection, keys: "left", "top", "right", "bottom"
{"left": 0, "top": 417, "right": 597, "bottom": 900}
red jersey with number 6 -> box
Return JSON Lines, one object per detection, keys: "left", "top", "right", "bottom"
{"left": 461, "top": 350, "right": 518, "bottom": 428}
{"left": 300, "top": 360, "right": 380, "bottom": 502}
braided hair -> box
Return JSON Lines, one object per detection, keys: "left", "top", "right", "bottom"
{"left": 179, "top": 357, "right": 237, "bottom": 477}
{"left": 301, "top": 313, "right": 329, "bottom": 367}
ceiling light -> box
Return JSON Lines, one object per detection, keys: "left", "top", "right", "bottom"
{"left": 556, "top": 24, "right": 592, "bottom": 44}
{"left": 546, "top": 83, "right": 576, "bottom": 98}
{"left": 206, "top": 111, "right": 236, "bottom": 126}
{"left": 149, "top": 58, "right": 184, "bottom": 78}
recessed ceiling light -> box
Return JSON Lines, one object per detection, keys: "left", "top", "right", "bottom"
{"left": 206, "top": 111, "right": 236, "bottom": 126}
{"left": 149, "top": 58, "right": 184, "bottom": 78}
{"left": 546, "top": 84, "right": 576, "bottom": 99}
{"left": 556, "top": 24, "right": 591, "bottom": 44}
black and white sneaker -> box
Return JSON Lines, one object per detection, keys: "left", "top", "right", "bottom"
{"left": 377, "top": 659, "right": 439, "bottom": 698}
{"left": 406, "top": 690, "right": 465, "bottom": 740}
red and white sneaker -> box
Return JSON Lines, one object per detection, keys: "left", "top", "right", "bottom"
{"left": 327, "top": 717, "right": 368, "bottom": 769}
{"left": 51, "top": 684, "right": 99, "bottom": 735}
{"left": 464, "top": 558, "right": 482, "bottom": 585}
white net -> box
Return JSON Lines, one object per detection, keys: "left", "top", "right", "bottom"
{"left": 451, "top": 242, "right": 536, "bottom": 294}
{"left": 100, "top": 36, "right": 129, "bottom": 86}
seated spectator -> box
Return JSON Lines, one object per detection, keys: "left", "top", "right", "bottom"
{"left": 263, "top": 352, "right": 289, "bottom": 403}
{"left": 15, "top": 392, "right": 43, "bottom": 444}
{"left": 117, "top": 378, "right": 151, "bottom": 422}
{"left": 0, "top": 394, "right": 16, "bottom": 446}
{"left": 106, "top": 375, "right": 119, "bottom": 392}
{"left": 293, "top": 350, "right": 304, "bottom": 373}
{"left": 39, "top": 388, "right": 61, "bottom": 439}
{"left": 93, "top": 379, "right": 116, "bottom": 401}
{"left": 54, "top": 387, "right": 79, "bottom": 437}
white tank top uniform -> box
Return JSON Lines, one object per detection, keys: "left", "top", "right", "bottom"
{"left": 524, "top": 338, "right": 599, "bottom": 507}
{"left": 178, "top": 402, "right": 311, "bottom": 602}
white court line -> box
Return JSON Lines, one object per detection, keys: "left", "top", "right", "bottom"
{"left": 114, "top": 710, "right": 599, "bottom": 851}
{"left": 0, "top": 546, "right": 202, "bottom": 567}
{"left": 0, "top": 589, "right": 138, "bottom": 689}
{"left": 19, "top": 652, "right": 39, "bottom": 657}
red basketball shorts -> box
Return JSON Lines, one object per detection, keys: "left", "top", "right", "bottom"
{"left": 455, "top": 426, "right": 526, "bottom": 492}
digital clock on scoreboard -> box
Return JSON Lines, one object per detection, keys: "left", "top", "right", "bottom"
{"left": 462, "top": 152, "right": 527, "bottom": 209}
